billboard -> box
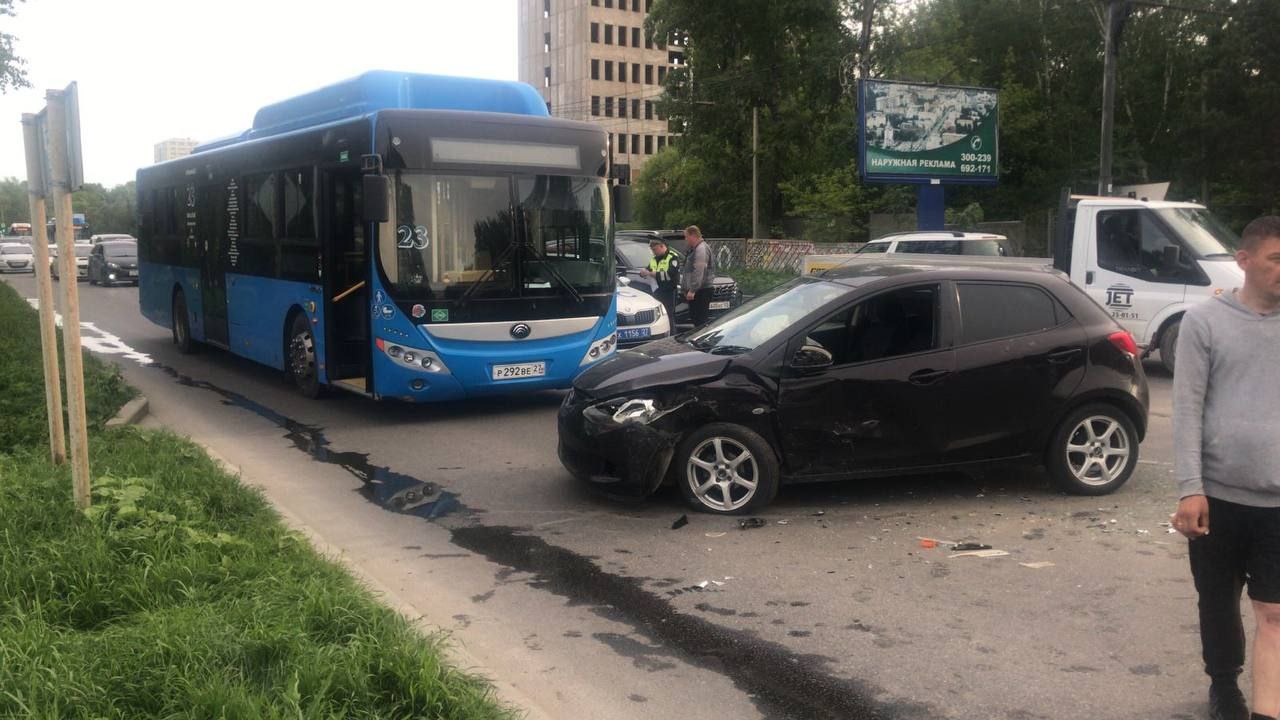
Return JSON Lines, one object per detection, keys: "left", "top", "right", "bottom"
{"left": 858, "top": 79, "right": 998, "bottom": 185}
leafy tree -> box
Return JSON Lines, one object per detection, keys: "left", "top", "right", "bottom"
{"left": 0, "top": 0, "right": 27, "bottom": 93}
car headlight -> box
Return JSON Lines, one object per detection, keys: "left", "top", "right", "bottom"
{"left": 579, "top": 332, "right": 617, "bottom": 366}
{"left": 107, "top": 262, "right": 119, "bottom": 269}
{"left": 588, "top": 397, "right": 658, "bottom": 425}
{"left": 653, "top": 303, "right": 664, "bottom": 319}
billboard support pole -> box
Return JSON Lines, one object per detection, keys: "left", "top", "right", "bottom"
{"left": 46, "top": 88, "right": 91, "bottom": 509}
{"left": 20, "top": 114, "right": 66, "bottom": 465}
{"left": 751, "top": 106, "right": 759, "bottom": 240}
{"left": 916, "top": 184, "right": 945, "bottom": 231}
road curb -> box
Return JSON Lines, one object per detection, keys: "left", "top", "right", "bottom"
{"left": 105, "top": 395, "right": 148, "bottom": 428}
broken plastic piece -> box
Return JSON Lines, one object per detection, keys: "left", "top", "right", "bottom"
{"left": 739, "top": 517, "right": 767, "bottom": 530}
{"left": 705, "top": 531, "right": 726, "bottom": 538}
{"left": 951, "top": 542, "right": 992, "bottom": 552}
{"left": 1019, "top": 561, "right": 1055, "bottom": 569}
{"left": 777, "top": 519, "right": 790, "bottom": 526}
{"left": 672, "top": 514, "right": 689, "bottom": 530}
{"left": 950, "top": 549, "right": 1010, "bottom": 559}
{"left": 919, "top": 539, "right": 937, "bottom": 549}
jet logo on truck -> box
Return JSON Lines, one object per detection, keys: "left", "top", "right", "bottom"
{"left": 1106, "top": 284, "right": 1140, "bottom": 320}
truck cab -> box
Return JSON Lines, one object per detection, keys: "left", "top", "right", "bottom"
{"left": 1054, "top": 196, "right": 1243, "bottom": 372}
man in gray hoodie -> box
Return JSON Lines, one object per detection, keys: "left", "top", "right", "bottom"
{"left": 1173, "top": 215, "right": 1280, "bottom": 720}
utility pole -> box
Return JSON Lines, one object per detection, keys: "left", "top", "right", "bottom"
{"left": 1098, "top": 0, "right": 1124, "bottom": 196}
{"left": 21, "top": 114, "right": 66, "bottom": 465}
{"left": 858, "top": 0, "right": 876, "bottom": 78}
{"left": 45, "top": 87, "right": 91, "bottom": 509}
{"left": 751, "top": 106, "right": 759, "bottom": 240}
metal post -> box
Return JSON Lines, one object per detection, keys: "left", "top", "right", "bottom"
{"left": 45, "top": 90, "right": 90, "bottom": 509}
{"left": 1098, "top": 0, "right": 1120, "bottom": 195}
{"left": 751, "top": 106, "right": 759, "bottom": 240}
{"left": 21, "top": 114, "right": 66, "bottom": 465}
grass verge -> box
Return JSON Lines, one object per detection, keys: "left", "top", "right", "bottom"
{"left": 0, "top": 282, "right": 516, "bottom": 719}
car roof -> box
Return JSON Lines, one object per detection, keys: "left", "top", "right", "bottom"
{"left": 0, "top": 241, "right": 30, "bottom": 248}
{"left": 820, "top": 256, "right": 1060, "bottom": 286}
{"left": 98, "top": 239, "right": 136, "bottom": 248}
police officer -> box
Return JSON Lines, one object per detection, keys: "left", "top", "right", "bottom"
{"left": 639, "top": 238, "right": 680, "bottom": 320}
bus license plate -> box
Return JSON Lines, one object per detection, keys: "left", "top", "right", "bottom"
{"left": 492, "top": 362, "right": 546, "bottom": 381}
{"left": 709, "top": 301, "right": 731, "bottom": 310}
{"left": 618, "top": 327, "right": 650, "bottom": 341}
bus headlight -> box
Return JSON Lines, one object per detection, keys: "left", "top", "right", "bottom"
{"left": 579, "top": 332, "right": 617, "bottom": 366}
{"left": 376, "top": 338, "right": 450, "bottom": 374}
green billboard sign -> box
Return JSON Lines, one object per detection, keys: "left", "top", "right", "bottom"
{"left": 858, "top": 79, "right": 999, "bottom": 185}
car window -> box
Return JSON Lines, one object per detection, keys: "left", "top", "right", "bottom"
{"left": 1096, "top": 209, "right": 1202, "bottom": 284}
{"left": 617, "top": 242, "right": 652, "bottom": 268}
{"left": 958, "top": 283, "right": 1064, "bottom": 345}
{"left": 105, "top": 244, "right": 136, "bottom": 258}
{"left": 74, "top": 246, "right": 91, "bottom": 257}
{"left": 855, "top": 243, "right": 889, "bottom": 254}
{"left": 0, "top": 245, "right": 25, "bottom": 255}
{"left": 686, "top": 278, "right": 847, "bottom": 354}
{"left": 824, "top": 284, "right": 940, "bottom": 364}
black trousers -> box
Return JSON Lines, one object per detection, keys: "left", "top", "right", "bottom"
{"left": 688, "top": 288, "right": 714, "bottom": 326}
{"left": 655, "top": 288, "right": 677, "bottom": 326}
{"left": 1189, "top": 496, "right": 1280, "bottom": 683}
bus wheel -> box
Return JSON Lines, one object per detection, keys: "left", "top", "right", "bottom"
{"left": 172, "top": 291, "right": 195, "bottom": 354}
{"left": 288, "top": 313, "right": 322, "bottom": 398}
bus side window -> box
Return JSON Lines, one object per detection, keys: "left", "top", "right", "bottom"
{"left": 241, "top": 172, "right": 279, "bottom": 277}
{"left": 280, "top": 169, "right": 319, "bottom": 283}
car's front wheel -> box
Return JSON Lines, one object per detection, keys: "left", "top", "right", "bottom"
{"left": 1046, "top": 404, "right": 1138, "bottom": 495}
{"left": 676, "top": 423, "right": 779, "bottom": 514}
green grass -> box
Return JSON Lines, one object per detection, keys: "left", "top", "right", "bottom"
{"left": 0, "top": 281, "right": 135, "bottom": 453}
{"left": 0, "top": 283, "right": 516, "bottom": 719}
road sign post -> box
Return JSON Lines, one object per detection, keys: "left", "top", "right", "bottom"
{"left": 43, "top": 85, "right": 91, "bottom": 508}
{"left": 20, "top": 114, "right": 66, "bottom": 465}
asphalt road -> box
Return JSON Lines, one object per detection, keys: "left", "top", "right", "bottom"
{"left": 5, "top": 272, "right": 1225, "bottom": 720}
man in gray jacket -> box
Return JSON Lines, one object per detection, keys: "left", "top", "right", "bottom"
{"left": 680, "top": 225, "right": 716, "bottom": 326}
{"left": 1173, "top": 215, "right": 1280, "bottom": 720}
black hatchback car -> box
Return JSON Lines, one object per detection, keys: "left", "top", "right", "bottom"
{"left": 558, "top": 258, "right": 1149, "bottom": 514}
{"left": 88, "top": 240, "right": 138, "bottom": 286}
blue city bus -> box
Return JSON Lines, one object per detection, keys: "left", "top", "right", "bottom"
{"left": 137, "top": 71, "right": 623, "bottom": 401}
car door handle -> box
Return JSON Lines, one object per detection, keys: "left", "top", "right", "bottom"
{"left": 908, "top": 368, "right": 951, "bottom": 386}
{"left": 1047, "top": 347, "right": 1083, "bottom": 364}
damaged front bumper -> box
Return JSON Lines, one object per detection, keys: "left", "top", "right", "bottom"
{"left": 556, "top": 389, "right": 685, "bottom": 498}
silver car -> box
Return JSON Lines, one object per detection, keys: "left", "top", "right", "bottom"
{"left": 51, "top": 243, "right": 92, "bottom": 281}
{"left": 0, "top": 242, "right": 34, "bottom": 273}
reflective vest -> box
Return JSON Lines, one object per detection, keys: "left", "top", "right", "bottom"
{"left": 647, "top": 252, "right": 676, "bottom": 286}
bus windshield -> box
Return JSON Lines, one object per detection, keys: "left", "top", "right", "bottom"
{"left": 381, "top": 173, "right": 612, "bottom": 300}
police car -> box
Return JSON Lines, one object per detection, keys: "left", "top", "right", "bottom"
{"left": 615, "top": 281, "right": 671, "bottom": 348}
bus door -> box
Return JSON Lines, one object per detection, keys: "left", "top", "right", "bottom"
{"left": 202, "top": 183, "right": 229, "bottom": 346}
{"left": 322, "top": 170, "right": 370, "bottom": 390}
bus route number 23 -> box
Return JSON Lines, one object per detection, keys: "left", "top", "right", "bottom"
{"left": 397, "top": 225, "right": 430, "bottom": 250}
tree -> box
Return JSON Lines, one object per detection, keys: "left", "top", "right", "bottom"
{"left": 0, "top": 0, "right": 27, "bottom": 93}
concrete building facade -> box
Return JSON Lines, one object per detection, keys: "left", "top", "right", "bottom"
{"left": 517, "top": 0, "right": 682, "bottom": 184}
{"left": 153, "top": 137, "right": 199, "bottom": 163}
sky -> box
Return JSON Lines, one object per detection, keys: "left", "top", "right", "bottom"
{"left": 0, "top": 0, "right": 519, "bottom": 188}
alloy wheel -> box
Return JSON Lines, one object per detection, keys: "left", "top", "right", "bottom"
{"left": 686, "top": 437, "right": 759, "bottom": 512}
{"left": 1064, "top": 415, "right": 1132, "bottom": 487}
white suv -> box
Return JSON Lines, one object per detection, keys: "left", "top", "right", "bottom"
{"left": 856, "top": 231, "right": 1009, "bottom": 256}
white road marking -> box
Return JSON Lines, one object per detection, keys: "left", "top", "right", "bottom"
{"left": 25, "top": 297, "right": 154, "bottom": 366}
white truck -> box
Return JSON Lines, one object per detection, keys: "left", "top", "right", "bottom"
{"left": 803, "top": 196, "right": 1244, "bottom": 373}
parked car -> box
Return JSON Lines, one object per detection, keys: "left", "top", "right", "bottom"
{"left": 88, "top": 240, "right": 138, "bottom": 286}
{"left": 89, "top": 233, "right": 137, "bottom": 245}
{"left": 559, "top": 257, "right": 1149, "bottom": 514}
{"left": 0, "top": 242, "right": 34, "bottom": 273}
{"left": 615, "top": 280, "right": 671, "bottom": 348}
{"left": 615, "top": 231, "right": 742, "bottom": 323}
{"left": 51, "top": 243, "right": 92, "bottom": 281}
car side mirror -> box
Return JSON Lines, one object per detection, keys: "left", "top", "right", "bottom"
{"left": 789, "top": 345, "right": 833, "bottom": 372}
{"left": 1161, "top": 244, "right": 1181, "bottom": 270}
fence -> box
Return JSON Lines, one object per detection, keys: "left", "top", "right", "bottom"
{"left": 706, "top": 238, "right": 865, "bottom": 274}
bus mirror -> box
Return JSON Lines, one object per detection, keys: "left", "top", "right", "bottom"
{"left": 363, "top": 175, "right": 390, "bottom": 224}
{"left": 612, "top": 184, "right": 634, "bottom": 224}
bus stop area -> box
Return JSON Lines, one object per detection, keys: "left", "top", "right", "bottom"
{"left": 0, "top": 270, "right": 1208, "bottom": 720}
